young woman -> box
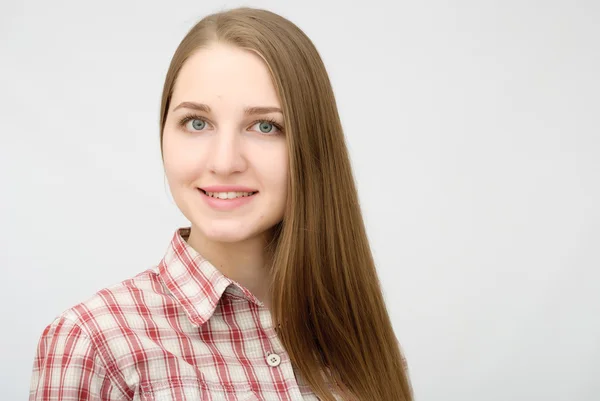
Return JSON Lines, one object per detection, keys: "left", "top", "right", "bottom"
{"left": 29, "top": 7, "right": 413, "bottom": 401}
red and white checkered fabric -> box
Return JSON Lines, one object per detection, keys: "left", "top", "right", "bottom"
{"left": 29, "top": 227, "right": 410, "bottom": 400}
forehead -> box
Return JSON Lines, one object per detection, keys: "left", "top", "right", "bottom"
{"left": 171, "top": 43, "right": 280, "bottom": 109}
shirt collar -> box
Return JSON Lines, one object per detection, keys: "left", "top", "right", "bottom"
{"left": 157, "top": 227, "right": 263, "bottom": 326}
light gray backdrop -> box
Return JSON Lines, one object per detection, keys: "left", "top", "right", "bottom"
{"left": 1, "top": 0, "right": 599, "bottom": 400}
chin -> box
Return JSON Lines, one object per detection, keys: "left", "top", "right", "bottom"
{"left": 196, "top": 219, "right": 262, "bottom": 244}
{"left": 204, "top": 231, "right": 251, "bottom": 244}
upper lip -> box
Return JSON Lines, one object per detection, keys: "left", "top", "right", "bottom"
{"left": 200, "top": 185, "right": 258, "bottom": 193}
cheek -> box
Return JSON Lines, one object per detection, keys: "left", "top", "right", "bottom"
{"left": 260, "top": 144, "right": 288, "bottom": 189}
{"left": 269, "top": 164, "right": 288, "bottom": 222}
{"left": 162, "top": 131, "right": 205, "bottom": 184}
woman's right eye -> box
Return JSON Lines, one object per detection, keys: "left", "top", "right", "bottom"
{"left": 186, "top": 118, "right": 207, "bottom": 131}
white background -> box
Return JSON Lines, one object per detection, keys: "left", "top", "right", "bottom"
{"left": 1, "top": 0, "right": 599, "bottom": 400}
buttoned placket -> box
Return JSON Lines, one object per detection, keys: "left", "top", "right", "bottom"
{"left": 222, "top": 282, "right": 311, "bottom": 400}
{"left": 258, "top": 306, "right": 306, "bottom": 401}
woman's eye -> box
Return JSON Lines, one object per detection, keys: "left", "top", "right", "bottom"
{"left": 186, "top": 119, "right": 206, "bottom": 131}
{"left": 253, "top": 121, "right": 279, "bottom": 134}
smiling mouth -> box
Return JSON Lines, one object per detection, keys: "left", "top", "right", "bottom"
{"left": 199, "top": 189, "right": 258, "bottom": 199}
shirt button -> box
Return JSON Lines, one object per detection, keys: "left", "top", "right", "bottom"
{"left": 266, "top": 353, "right": 281, "bottom": 367}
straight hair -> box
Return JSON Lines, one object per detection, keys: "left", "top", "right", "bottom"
{"left": 159, "top": 8, "right": 412, "bottom": 401}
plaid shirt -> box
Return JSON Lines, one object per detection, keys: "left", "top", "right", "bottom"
{"left": 30, "top": 228, "right": 410, "bottom": 400}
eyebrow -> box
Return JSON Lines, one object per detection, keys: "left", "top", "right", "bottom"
{"left": 172, "top": 101, "right": 282, "bottom": 116}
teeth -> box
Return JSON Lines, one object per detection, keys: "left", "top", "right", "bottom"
{"left": 205, "top": 191, "right": 255, "bottom": 199}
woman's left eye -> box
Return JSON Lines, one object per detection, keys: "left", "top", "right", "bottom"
{"left": 251, "top": 120, "right": 281, "bottom": 135}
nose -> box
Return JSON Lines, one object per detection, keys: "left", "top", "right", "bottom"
{"left": 206, "top": 125, "right": 247, "bottom": 176}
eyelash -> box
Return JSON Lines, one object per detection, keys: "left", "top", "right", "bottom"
{"left": 177, "top": 113, "right": 284, "bottom": 134}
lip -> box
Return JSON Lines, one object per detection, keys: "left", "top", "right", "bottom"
{"left": 200, "top": 185, "right": 259, "bottom": 193}
{"left": 198, "top": 188, "right": 257, "bottom": 211}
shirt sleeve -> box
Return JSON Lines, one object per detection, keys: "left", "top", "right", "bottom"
{"left": 29, "top": 316, "right": 128, "bottom": 401}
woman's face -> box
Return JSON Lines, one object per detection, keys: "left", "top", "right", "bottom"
{"left": 162, "top": 42, "right": 288, "bottom": 244}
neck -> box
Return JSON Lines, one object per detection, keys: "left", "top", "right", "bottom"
{"left": 186, "top": 226, "right": 273, "bottom": 309}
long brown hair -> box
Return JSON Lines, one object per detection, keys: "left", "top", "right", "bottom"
{"left": 159, "top": 7, "right": 412, "bottom": 401}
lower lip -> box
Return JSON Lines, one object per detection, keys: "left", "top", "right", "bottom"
{"left": 199, "top": 189, "right": 257, "bottom": 211}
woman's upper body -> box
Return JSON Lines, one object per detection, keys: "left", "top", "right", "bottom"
{"left": 30, "top": 227, "right": 412, "bottom": 400}
{"left": 30, "top": 7, "right": 413, "bottom": 401}
{"left": 30, "top": 227, "right": 352, "bottom": 401}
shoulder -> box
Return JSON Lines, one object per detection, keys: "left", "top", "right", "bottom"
{"left": 45, "top": 266, "right": 165, "bottom": 333}
{"left": 52, "top": 267, "right": 174, "bottom": 344}
{"left": 32, "top": 268, "right": 170, "bottom": 398}
{"left": 61, "top": 268, "right": 165, "bottom": 330}
{"left": 51, "top": 268, "right": 170, "bottom": 358}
